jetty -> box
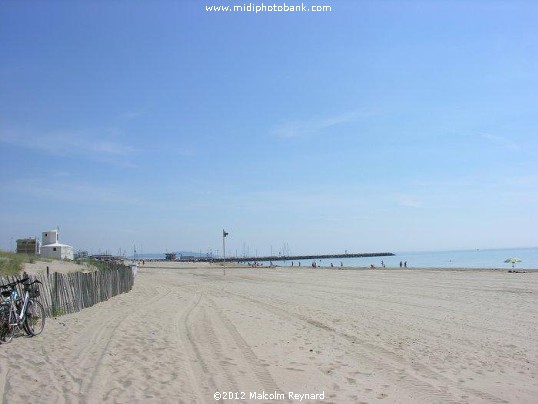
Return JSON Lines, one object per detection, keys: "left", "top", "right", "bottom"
{"left": 196, "top": 252, "right": 395, "bottom": 263}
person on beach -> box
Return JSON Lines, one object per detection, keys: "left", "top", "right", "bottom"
{"left": 404, "top": 261, "right": 407, "bottom": 268}
{"left": 381, "top": 260, "right": 385, "bottom": 268}
{"left": 400, "top": 261, "right": 403, "bottom": 268}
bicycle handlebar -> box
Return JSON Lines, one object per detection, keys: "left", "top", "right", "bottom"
{"left": 25, "top": 279, "right": 42, "bottom": 287}
{"left": 0, "top": 281, "right": 18, "bottom": 289}
{"left": 0, "top": 277, "right": 38, "bottom": 289}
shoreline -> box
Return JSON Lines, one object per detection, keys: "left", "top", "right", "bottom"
{"left": 141, "top": 261, "right": 538, "bottom": 272}
{"left": 14, "top": 258, "right": 538, "bottom": 280}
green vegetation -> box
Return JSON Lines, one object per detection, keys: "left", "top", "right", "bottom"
{"left": 51, "top": 307, "right": 66, "bottom": 317}
{"left": 0, "top": 253, "right": 126, "bottom": 277}
{"left": 75, "top": 258, "right": 125, "bottom": 272}
{"left": 0, "top": 251, "right": 38, "bottom": 276}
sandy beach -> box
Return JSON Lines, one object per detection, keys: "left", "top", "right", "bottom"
{"left": 1, "top": 262, "right": 537, "bottom": 403}
{"left": 22, "top": 259, "right": 98, "bottom": 275}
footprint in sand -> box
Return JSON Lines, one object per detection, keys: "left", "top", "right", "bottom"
{"left": 377, "top": 392, "right": 388, "bottom": 399}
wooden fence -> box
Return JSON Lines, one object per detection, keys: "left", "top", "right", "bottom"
{"left": 0, "top": 264, "right": 135, "bottom": 317}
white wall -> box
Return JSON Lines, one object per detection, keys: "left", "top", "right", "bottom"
{"left": 42, "top": 230, "right": 58, "bottom": 246}
{"left": 41, "top": 244, "right": 74, "bottom": 260}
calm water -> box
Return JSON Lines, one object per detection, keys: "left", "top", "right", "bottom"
{"left": 274, "top": 247, "right": 538, "bottom": 270}
{"left": 139, "top": 247, "right": 538, "bottom": 270}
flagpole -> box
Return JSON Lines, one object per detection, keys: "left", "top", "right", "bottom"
{"left": 222, "top": 229, "right": 227, "bottom": 276}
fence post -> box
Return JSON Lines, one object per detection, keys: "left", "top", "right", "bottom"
{"left": 51, "top": 271, "right": 59, "bottom": 316}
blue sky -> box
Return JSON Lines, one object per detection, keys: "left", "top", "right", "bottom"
{"left": 1, "top": 0, "right": 537, "bottom": 256}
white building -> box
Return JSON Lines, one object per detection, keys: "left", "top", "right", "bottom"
{"left": 40, "top": 229, "right": 74, "bottom": 260}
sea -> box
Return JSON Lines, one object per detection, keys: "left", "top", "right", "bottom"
{"left": 137, "top": 247, "right": 538, "bottom": 270}
{"left": 275, "top": 247, "right": 538, "bottom": 270}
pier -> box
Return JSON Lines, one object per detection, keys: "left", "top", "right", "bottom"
{"left": 195, "top": 252, "right": 395, "bottom": 263}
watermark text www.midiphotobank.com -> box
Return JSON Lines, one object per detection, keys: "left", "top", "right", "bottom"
{"left": 204, "top": 1, "right": 333, "bottom": 14}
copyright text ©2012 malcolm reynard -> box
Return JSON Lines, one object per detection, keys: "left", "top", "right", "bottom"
{"left": 213, "top": 391, "right": 325, "bottom": 401}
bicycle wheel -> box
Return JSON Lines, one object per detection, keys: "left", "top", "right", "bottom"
{"left": 0, "top": 305, "right": 10, "bottom": 343}
{"left": 2, "top": 323, "right": 16, "bottom": 343}
{"left": 24, "top": 300, "right": 45, "bottom": 336}
{"left": 0, "top": 311, "right": 15, "bottom": 343}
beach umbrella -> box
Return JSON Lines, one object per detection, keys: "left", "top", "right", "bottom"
{"left": 504, "top": 258, "right": 522, "bottom": 268}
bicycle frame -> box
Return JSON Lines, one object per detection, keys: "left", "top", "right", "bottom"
{"left": 7, "top": 288, "right": 31, "bottom": 326}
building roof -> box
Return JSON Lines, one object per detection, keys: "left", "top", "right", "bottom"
{"left": 41, "top": 243, "right": 73, "bottom": 248}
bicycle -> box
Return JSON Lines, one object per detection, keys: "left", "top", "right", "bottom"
{"left": 0, "top": 277, "right": 45, "bottom": 343}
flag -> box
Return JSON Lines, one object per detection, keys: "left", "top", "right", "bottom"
{"left": 223, "top": 230, "right": 228, "bottom": 238}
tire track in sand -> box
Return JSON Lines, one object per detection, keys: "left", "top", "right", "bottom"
{"left": 175, "top": 287, "right": 287, "bottom": 403}
{"left": 205, "top": 296, "right": 285, "bottom": 397}
{"left": 38, "top": 286, "right": 172, "bottom": 400}
{"left": 212, "top": 287, "right": 507, "bottom": 404}
{"left": 79, "top": 289, "right": 173, "bottom": 398}
{"left": 176, "top": 290, "right": 221, "bottom": 403}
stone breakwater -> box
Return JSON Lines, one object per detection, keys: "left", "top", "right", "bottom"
{"left": 202, "top": 252, "right": 395, "bottom": 263}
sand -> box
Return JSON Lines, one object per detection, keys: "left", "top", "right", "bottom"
{"left": 22, "top": 259, "right": 98, "bottom": 275}
{"left": 1, "top": 262, "right": 537, "bottom": 403}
